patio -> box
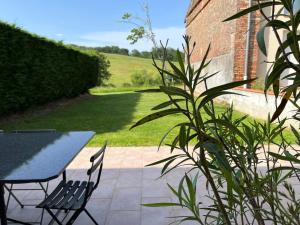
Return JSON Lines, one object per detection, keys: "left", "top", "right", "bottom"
{"left": 5, "top": 146, "right": 197, "bottom": 225}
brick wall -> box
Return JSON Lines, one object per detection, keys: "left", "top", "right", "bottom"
{"left": 185, "top": 0, "right": 237, "bottom": 62}
{"left": 186, "top": 0, "right": 260, "bottom": 88}
{"left": 233, "top": 0, "right": 260, "bottom": 87}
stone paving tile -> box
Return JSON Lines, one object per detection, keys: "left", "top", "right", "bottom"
{"left": 110, "top": 187, "right": 142, "bottom": 211}
{"left": 141, "top": 197, "right": 173, "bottom": 225}
{"left": 142, "top": 178, "right": 170, "bottom": 198}
{"left": 5, "top": 146, "right": 190, "bottom": 225}
{"left": 116, "top": 170, "right": 143, "bottom": 188}
{"left": 106, "top": 210, "right": 141, "bottom": 225}
{"left": 93, "top": 178, "right": 117, "bottom": 199}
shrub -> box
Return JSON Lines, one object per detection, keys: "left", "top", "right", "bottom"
{"left": 83, "top": 51, "right": 111, "bottom": 86}
{"left": 0, "top": 22, "right": 103, "bottom": 116}
{"left": 130, "top": 70, "right": 161, "bottom": 86}
{"left": 122, "top": 83, "right": 132, "bottom": 87}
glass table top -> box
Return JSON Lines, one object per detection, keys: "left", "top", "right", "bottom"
{"left": 0, "top": 131, "right": 95, "bottom": 183}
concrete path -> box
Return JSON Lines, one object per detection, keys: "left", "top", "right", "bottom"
{"left": 5, "top": 147, "right": 195, "bottom": 225}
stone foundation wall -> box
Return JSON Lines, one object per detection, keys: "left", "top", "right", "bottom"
{"left": 217, "top": 88, "right": 297, "bottom": 125}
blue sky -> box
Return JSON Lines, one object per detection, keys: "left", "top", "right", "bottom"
{"left": 0, "top": 0, "right": 190, "bottom": 51}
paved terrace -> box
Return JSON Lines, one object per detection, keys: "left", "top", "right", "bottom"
{"left": 6, "top": 147, "right": 197, "bottom": 225}
{"left": 6, "top": 146, "right": 300, "bottom": 225}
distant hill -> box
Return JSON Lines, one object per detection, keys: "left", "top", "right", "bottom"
{"left": 103, "top": 53, "right": 161, "bottom": 87}
{"left": 69, "top": 44, "right": 179, "bottom": 87}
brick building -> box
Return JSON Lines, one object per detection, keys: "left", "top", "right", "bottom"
{"left": 185, "top": 0, "right": 300, "bottom": 122}
{"left": 185, "top": 0, "right": 263, "bottom": 90}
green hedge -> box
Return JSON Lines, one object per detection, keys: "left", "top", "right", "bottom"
{"left": 0, "top": 22, "right": 100, "bottom": 116}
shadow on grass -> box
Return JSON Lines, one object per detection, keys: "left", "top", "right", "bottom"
{"left": 0, "top": 92, "right": 141, "bottom": 135}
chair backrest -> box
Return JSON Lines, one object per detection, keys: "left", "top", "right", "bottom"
{"left": 85, "top": 142, "right": 107, "bottom": 201}
{"left": 12, "top": 129, "right": 56, "bottom": 133}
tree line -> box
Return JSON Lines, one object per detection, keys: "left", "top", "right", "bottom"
{"left": 69, "top": 44, "right": 184, "bottom": 62}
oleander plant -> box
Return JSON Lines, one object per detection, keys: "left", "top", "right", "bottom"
{"left": 131, "top": 1, "right": 300, "bottom": 224}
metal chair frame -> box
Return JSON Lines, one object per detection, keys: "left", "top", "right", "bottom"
{"left": 37, "top": 142, "right": 107, "bottom": 225}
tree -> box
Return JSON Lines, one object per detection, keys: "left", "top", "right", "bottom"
{"left": 131, "top": 49, "right": 141, "bottom": 57}
{"left": 121, "top": 2, "right": 158, "bottom": 49}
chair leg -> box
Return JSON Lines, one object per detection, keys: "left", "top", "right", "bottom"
{"left": 84, "top": 209, "right": 99, "bottom": 225}
{"left": 40, "top": 182, "right": 49, "bottom": 225}
{"left": 39, "top": 182, "right": 49, "bottom": 197}
{"left": 4, "top": 184, "right": 24, "bottom": 209}
{"left": 65, "top": 209, "right": 83, "bottom": 225}
{"left": 46, "top": 208, "right": 64, "bottom": 225}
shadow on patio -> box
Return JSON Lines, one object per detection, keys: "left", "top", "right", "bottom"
{"left": 5, "top": 146, "right": 199, "bottom": 225}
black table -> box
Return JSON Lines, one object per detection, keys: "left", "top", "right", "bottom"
{"left": 0, "top": 131, "right": 95, "bottom": 225}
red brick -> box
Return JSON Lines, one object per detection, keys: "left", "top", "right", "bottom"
{"left": 185, "top": 0, "right": 260, "bottom": 88}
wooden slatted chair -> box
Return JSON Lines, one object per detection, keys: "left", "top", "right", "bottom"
{"left": 37, "top": 142, "right": 107, "bottom": 225}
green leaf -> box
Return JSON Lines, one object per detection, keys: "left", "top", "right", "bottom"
{"left": 146, "top": 154, "right": 184, "bottom": 167}
{"left": 160, "top": 86, "right": 191, "bottom": 99}
{"left": 168, "top": 60, "right": 189, "bottom": 84}
{"left": 162, "top": 158, "right": 190, "bottom": 176}
{"left": 265, "top": 62, "right": 289, "bottom": 91}
{"left": 223, "top": 2, "right": 282, "bottom": 22}
{"left": 275, "top": 34, "right": 300, "bottom": 59}
{"left": 271, "top": 91, "right": 292, "bottom": 122}
{"left": 198, "top": 91, "right": 244, "bottom": 110}
{"left": 257, "top": 26, "right": 267, "bottom": 56}
{"left": 273, "top": 79, "right": 280, "bottom": 98}
{"left": 158, "top": 123, "right": 189, "bottom": 151}
{"left": 152, "top": 99, "right": 185, "bottom": 110}
{"left": 291, "top": 125, "right": 300, "bottom": 144}
{"left": 143, "top": 202, "right": 181, "bottom": 207}
{"left": 179, "top": 125, "right": 187, "bottom": 149}
{"left": 203, "top": 142, "right": 231, "bottom": 171}
{"left": 281, "top": 0, "right": 293, "bottom": 12}
{"left": 295, "top": 10, "right": 300, "bottom": 27}
{"left": 269, "top": 166, "right": 300, "bottom": 172}
{"left": 185, "top": 175, "right": 196, "bottom": 207}
{"left": 176, "top": 49, "right": 185, "bottom": 74}
{"left": 266, "top": 19, "right": 291, "bottom": 31}
{"left": 155, "top": 66, "right": 181, "bottom": 80}
{"left": 130, "top": 108, "right": 183, "bottom": 129}
{"left": 200, "top": 79, "right": 255, "bottom": 98}
{"left": 193, "top": 44, "right": 211, "bottom": 89}
{"left": 205, "top": 119, "right": 248, "bottom": 143}
{"left": 269, "top": 151, "right": 300, "bottom": 164}
{"left": 161, "top": 158, "right": 177, "bottom": 175}
{"left": 135, "top": 89, "right": 161, "bottom": 93}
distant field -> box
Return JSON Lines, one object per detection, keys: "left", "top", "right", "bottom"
{"left": 103, "top": 53, "right": 167, "bottom": 87}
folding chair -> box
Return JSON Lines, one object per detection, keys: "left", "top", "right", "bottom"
{"left": 37, "top": 142, "right": 107, "bottom": 225}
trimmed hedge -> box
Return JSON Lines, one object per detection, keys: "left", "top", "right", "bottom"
{"left": 0, "top": 22, "right": 100, "bottom": 116}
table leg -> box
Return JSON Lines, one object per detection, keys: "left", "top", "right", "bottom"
{"left": 0, "top": 183, "right": 7, "bottom": 225}
{"left": 0, "top": 183, "right": 32, "bottom": 225}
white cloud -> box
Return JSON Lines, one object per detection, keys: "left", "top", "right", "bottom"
{"left": 77, "top": 27, "right": 185, "bottom": 51}
{"left": 55, "top": 33, "right": 64, "bottom": 37}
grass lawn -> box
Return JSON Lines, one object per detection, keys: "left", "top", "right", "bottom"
{"left": 0, "top": 88, "right": 295, "bottom": 146}
{"left": 0, "top": 89, "right": 241, "bottom": 146}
